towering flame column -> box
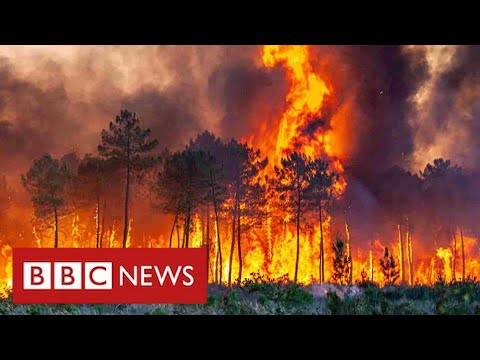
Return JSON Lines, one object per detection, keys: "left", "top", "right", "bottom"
{"left": 260, "top": 45, "right": 347, "bottom": 190}
{"left": 259, "top": 45, "right": 348, "bottom": 283}
{"left": 261, "top": 45, "right": 331, "bottom": 167}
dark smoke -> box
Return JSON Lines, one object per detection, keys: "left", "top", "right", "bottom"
{"left": 0, "top": 47, "right": 211, "bottom": 186}
{"left": 0, "top": 58, "right": 74, "bottom": 179}
{"left": 313, "top": 45, "right": 429, "bottom": 181}
{"left": 122, "top": 87, "right": 202, "bottom": 151}
{"left": 208, "top": 57, "right": 288, "bottom": 142}
{"left": 435, "top": 45, "right": 480, "bottom": 170}
{"left": 2, "top": 45, "right": 480, "bottom": 250}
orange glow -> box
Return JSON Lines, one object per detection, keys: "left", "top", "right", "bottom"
{"left": 2, "top": 45, "right": 480, "bottom": 296}
{"left": 262, "top": 46, "right": 330, "bottom": 163}
{"left": 0, "top": 245, "right": 12, "bottom": 298}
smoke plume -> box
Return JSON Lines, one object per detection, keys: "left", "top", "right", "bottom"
{"left": 1, "top": 45, "right": 480, "bottom": 191}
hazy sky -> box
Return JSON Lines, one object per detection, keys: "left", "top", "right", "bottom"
{"left": 1, "top": 45, "right": 479, "bottom": 186}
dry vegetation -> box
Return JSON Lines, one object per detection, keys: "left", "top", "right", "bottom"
{"left": 2, "top": 280, "right": 480, "bottom": 315}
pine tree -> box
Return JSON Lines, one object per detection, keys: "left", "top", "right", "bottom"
{"left": 308, "top": 158, "right": 338, "bottom": 284}
{"left": 157, "top": 150, "right": 204, "bottom": 249}
{"left": 331, "top": 237, "right": 351, "bottom": 286}
{"left": 224, "top": 140, "right": 267, "bottom": 284}
{"left": 187, "top": 131, "right": 226, "bottom": 283}
{"left": 198, "top": 150, "right": 226, "bottom": 283}
{"left": 98, "top": 109, "right": 159, "bottom": 248}
{"left": 274, "top": 152, "right": 312, "bottom": 283}
{"left": 380, "top": 247, "right": 400, "bottom": 286}
{"left": 75, "top": 155, "right": 121, "bottom": 248}
{"left": 21, "top": 154, "right": 70, "bottom": 248}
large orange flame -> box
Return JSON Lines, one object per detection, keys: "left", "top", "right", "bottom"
{"left": 256, "top": 45, "right": 346, "bottom": 192}
{"left": 262, "top": 45, "right": 330, "bottom": 162}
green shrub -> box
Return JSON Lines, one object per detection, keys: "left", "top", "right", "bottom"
{"left": 403, "top": 286, "right": 434, "bottom": 301}
{"left": 283, "top": 284, "right": 313, "bottom": 307}
{"left": 27, "top": 304, "right": 43, "bottom": 315}
{"left": 326, "top": 291, "right": 343, "bottom": 315}
{"left": 242, "top": 272, "right": 313, "bottom": 308}
{"left": 206, "top": 295, "right": 220, "bottom": 306}
{"left": 325, "top": 287, "right": 431, "bottom": 315}
{"left": 148, "top": 306, "right": 172, "bottom": 315}
{"left": 52, "top": 304, "right": 80, "bottom": 314}
{"left": 92, "top": 304, "right": 109, "bottom": 314}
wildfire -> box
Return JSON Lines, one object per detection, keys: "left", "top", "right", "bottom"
{"left": 241, "top": 45, "right": 347, "bottom": 283}
{"left": 262, "top": 45, "right": 331, "bottom": 162}
{"left": 0, "top": 245, "right": 12, "bottom": 298}
{"left": 436, "top": 247, "right": 453, "bottom": 282}
{"left": 259, "top": 45, "right": 347, "bottom": 190}
{"left": 2, "top": 45, "right": 480, "bottom": 297}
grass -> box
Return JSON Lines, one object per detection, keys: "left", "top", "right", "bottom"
{"left": 2, "top": 280, "right": 480, "bottom": 315}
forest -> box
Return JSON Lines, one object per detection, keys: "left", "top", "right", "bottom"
{"left": 2, "top": 107, "right": 480, "bottom": 298}
{"left": 2, "top": 45, "right": 480, "bottom": 317}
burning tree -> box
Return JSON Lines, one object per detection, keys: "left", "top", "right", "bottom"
{"left": 308, "top": 158, "right": 338, "bottom": 284}
{"left": 74, "top": 155, "right": 121, "bottom": 248}
{"left": 380, "top": 247, "right": 400, "bottom": 286}
{"left": 21, "top": 154, "right": 70, "bottom": 248}
{"left": 187, "top": 132, "right": 227, "bottom": 283}
{"left": 420, "top": 159, "right": 469, "bottom": 282}
{"left": 223, "top": 140, "right": 268, "bottom": 285}
{"left": 157, "top": 150, "right": 208, "bottom": 249}
{"left": 156, "top": 149, "right": 183, "bottom": 248}
{"left": 186, "top": 133, "right": 269, "bottom": 285}
{"left": 98, "top": 109, "right": 159, "bottom": 248}
{"left": 376, "top": 166, "right": 422, "bottom": 285}
{"left": 198, "top": 150, "right": 226, "bottom": 283}
{"left": 331, "top": 237, "right": 351, "bottom": 286}
{"left": 273, "top": 152, "right": 312, "bottom": 283}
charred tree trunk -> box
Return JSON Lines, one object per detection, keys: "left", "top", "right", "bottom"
{"left": 408, "top": 231, "right": 414, "bottom": 285}
{"left": 206, "top": 204, "right": 210, "bottom": 282}
{"left": 319, "top": 201, "right": 325, "bottom": 284}
{"left": 294, "top": 200, "right": 301, "bottom": 283}
{"left": 405, "top": 226, "right": 410, "bottom": 284}
{"left": 452, "top": 230, "right": 457, "bottom": 281}
{"left": 345, "top": 218, "right": 352, "bottom": 285}
{"left": 169, "top": 209, "right": 179, "bottom": 248}
{"left": 176, "top": 223, "right": 181, "bottom": 248}
{"left": 54, "top": 205, "right": 59, "bottom": 248}
{"left": 460, "top": 228, "right": 465, "bottom": 282}
{"left": 228, "top": 213, "right": 236, "bottom": 287}
{"left": 211, "top": 181, "right": 222, "bottom": 284}
{"left": 96, "top": 196, "right": 101, "bottom": 248}
{"left": 184, "top": 208, "right": 191, "bottom": 248}
{"left": 182, "top": 219, "right": 186, "bottom": 249}
{"left": 215, "top": 244, "right": 220, "bottom": 284}
{"left": 369, "top": 249, "right": 374, "bottom": 282}
{"left": 405, "top": 221, "right": 413, "bottom": 285}
{"left": 99, "top": 200, "right": 107, "bottom": 248}
{"left": 122, "top": 146, "right": 131, "bottom": 248}
{"left": 108, "top": 223, "right": 115, "bottom": 248}
{"left": 237, "top": 201, "right": 242, "bottom": 283}
{"left": 398, "top": 224, "right": 405, "bottom": 285}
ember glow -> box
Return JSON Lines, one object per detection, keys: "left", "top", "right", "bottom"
{"left": 1, "top": 45, "right": 480, "bottom": 296}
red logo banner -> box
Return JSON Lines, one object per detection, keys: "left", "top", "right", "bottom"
{"left": 12, "top": 248, "right": 207, "bottom": 304}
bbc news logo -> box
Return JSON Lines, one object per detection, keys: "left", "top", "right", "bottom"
{"left": 13, "top": 248, "right": 206, "bottom": 304}
{"left": 23, "top": 262, "right": 114, "bottom": 290}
